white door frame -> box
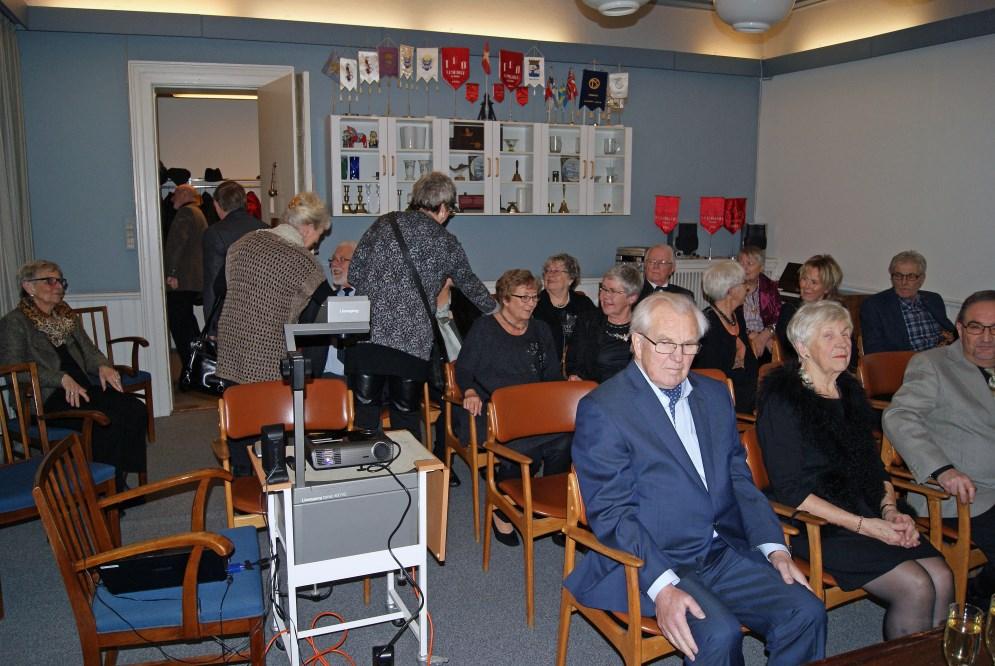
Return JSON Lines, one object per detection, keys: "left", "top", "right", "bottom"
{"left": 128, "top": 61, "right": 295, "bottom": 417}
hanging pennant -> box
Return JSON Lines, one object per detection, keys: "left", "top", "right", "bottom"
{"left": 525, "top": 56, "right": 545, "bottom": 88}
{"left": 416, "top": 47, "right": 439, "bottom": 83}
{"left": 723, "top": 198, "right": 747, "bottom": 233}
{"left": 339, "top": 57, "right": 358, "bottom": 92}
{"left": 565, "top": 69, "right": 578, "bottom": 103}
{"left": 358, "top": 50, "right": 380, "bottom": 86}
{"left": 481, "top": 41, "right": 492, "bottom": 76}
{"left": 441, "top": 47, "right": 470, "bottom": 90}
{"left": 699, "top": 197, "right": 725, "bottom": 235}
{"left": 579, "top": 69, "right": 608, "bottom": 111}
{"left": 465, "top": 83, "right": 480, "bottom": 104}
{"left": 655, "top": 196, "right": 680, "bottom": 234}
{"left": 499, "top": 49, "right": 523, "bottom": 91}
{"left": 608, "top": 72, "right": 629, "bottom": 103}
{"left": 321, "top": 51, "right": 339, "bottom": 79}
{"left": 379, "top": 45, "right": 399, "bottom": 78}
{"left": 399, "top": 45, "right": 415, "bottom": 84}
{"left": 555, "top": 82, "right": 566, "bottom": 109}
{"left": 515, "top": 86, "right": 529, "bottom": 106}
{"left": 493, "top": 83, "right": 505, "bottom": 103}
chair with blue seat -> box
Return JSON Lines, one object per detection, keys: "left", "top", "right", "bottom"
{"left": 33, "top": 433, "right": 265, "bottom": 665}
{"left": 72, "top": 304, "right": 156, "bottom": 442}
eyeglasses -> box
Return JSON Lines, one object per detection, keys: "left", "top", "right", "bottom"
{"left": 598, "top": 283, "right": 627, "bottom": 296}
{"left": 963, "top": 322, "right": 995, "bottom": 336}
{"left": 891, "top": 272, "right": 922, "bottom": 282}
{"left": 543, "top": 268, "right": 568, "bottom": 275}
{"left": 645, "top": 260, "right": 674, "bottom": 268}
{"left": 637, "top": 332, "right": 701, "bottom": 356}
{"left": 508, "top": 293, "right": 540, "bottom": 304}
{"left": 444, "top": 200, "right": 458, "bottom": 224}
{"left": 329, "top": 255, "right": 351, "bottom": 265}
{"left": 26, "top": 277, "right": 68, "bottom": 289}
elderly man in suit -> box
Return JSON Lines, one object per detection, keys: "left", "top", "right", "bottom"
{"left": 567, "top": 292, "right": 826, "bottom": 664}
{"left": 637, "top": 244, "right": 695, "bottom": 304}
{"left": 860, "top": 250, "right": 956, "bottom": 354}
{"left": 884, "top": 289, "right": 995, "bottom": 604}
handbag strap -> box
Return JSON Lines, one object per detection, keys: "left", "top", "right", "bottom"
{"left": 387, "top": 213, "right": 449, "bottom": 362}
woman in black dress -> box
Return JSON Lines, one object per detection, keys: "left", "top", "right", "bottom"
{"left": 693, "top": 260, "right": 760, "bottom": 413}
{"left": 758, "top": 300, "right": 952, "bottom": 639}
{"left": 566, "top": 264, "right": 641, "bottom": 383}
{"left": 533, "top": 253, "right": 595, "bottom": 371}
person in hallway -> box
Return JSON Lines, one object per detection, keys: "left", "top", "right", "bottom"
{"left": 566, "top": 292, "right": 826, "bottom": 664}
{"left": 636, "top": 244, "right": 694, "bottom": 304}
{"left": 758, "top": 300, "right": 952, "bottom": 640}
{"left": 860, "top": 250, "right": 955, "bottom": 354}
{"left": 884, "top": 290, "right": 995, "bottom": 607}
{"left": 347, "top": 172, "right": 495, "bottom": 442}
{"left": 201, "top": 180, "right": 266, "bottom": 330}
{"left": 0, "top": 260, "right": 148, "bottom": 492}
{"left": 164, "top": 183, "right": 207, "bottom": 370}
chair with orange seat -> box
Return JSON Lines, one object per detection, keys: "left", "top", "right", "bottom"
{"left": 690, "top": 367, "right": 755, "bottom": 429}
{"left": 481, "top": 379, "right": 597, "bottom": 626}
{"left": 441, "top": 361, "right": 487, "bottom": 541}
{"left": 857, "top": 350, "right": 916, "bottom": 411}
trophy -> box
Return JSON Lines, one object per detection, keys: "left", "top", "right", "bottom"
{"left": 558, "top": 184, "right": 569, "bottom": 214}
{"left": 342, "top": 185, "right": 353, "bottom": 214}
{"left": 355, "top": 186, "right": 368, "bottom": 214}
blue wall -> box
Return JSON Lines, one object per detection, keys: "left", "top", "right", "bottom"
{"left": 17, "top": 21, "right": 759, "bottom": 292}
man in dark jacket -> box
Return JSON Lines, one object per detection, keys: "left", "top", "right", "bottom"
{"left": 201, "top": 180, "right": 266, "bottom": 333}
{"left": 637, "top": 244, "right": 695, "bottom": 304}
{"left": 164, "top": 184, "right": 207, "bottom": 369}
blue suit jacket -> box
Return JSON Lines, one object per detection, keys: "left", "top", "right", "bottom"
{"left": 860, "top": 288, "right": 955, "bottom": 355}
{"left": 565, "top": 362, "right": 784, "bottom": 616}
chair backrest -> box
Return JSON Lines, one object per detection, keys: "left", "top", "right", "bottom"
{"left": 690, "top": 367, "right": 736, "bottom": 404}
{"left": 771, "top": 336, "right": 784, "bottom": 364}
{"left": 32, "top": 434, "right": 116, "bottom": 627}
{"left": 857, "top": 351, "right": 915, "bottom": 399}
{"left": 443, "top": 362, "right": 463, "bottom": 402}
{"left": 488, "top": 380, "right": 597, "bottom": 443}
{"left": 72, "top": 305, "right": 113, "bottom": 363}
{"left": 220, "top": 378, "right": 351, "bottom": 440}
{"left": 739, "top": 427, "right": 770, "bottom": 491}
{"left": 566, "top": 469, "right": 588, "bottom": 527}
{"left": 757, "top": 361, "right": 781, "bottom": 389}
{"left": 0, "top": 362, "right": 47, "bottom": 463}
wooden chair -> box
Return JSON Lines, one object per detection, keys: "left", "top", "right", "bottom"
{"left": 771, "top": 336, "right": 785, "bottom": 364}
{"left": 556, "top": 471, "right": 679, "bottom": 665}
{"left": 441, "top": 362, "right": 487, "bottom": 541}
{"left": 856, "top": 350, "right": 916, "bottom": 411}
{"left": 690, "top": 368, "right": 755, "bottom": 429}
{"left": 33, "top": 433, "right": 265, "bottom": 665}
{"left": 216, "top": 378, "right": 352, "bottom": 530}
{"left": 72, "top": 304, "right": 156, "bottom": 442}
{"left": 880, "top": 434, "right": 988, "bottom": 605}
{"left": 481, "top": 379, "right": 597, "bottom": 626}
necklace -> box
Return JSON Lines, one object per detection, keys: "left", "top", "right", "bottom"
{"left": 714, "top": 306, "right": 737, "bottom": 327}
{"left": 549, "top": 292, "right": 570, "bottom": 309}
{"left": 498, "top": 310, "right": 527, "bottom": 332}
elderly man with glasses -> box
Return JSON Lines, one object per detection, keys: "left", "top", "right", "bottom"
{"left": 884, "top": 290, "right": 995, "bottom": 606}
{"left": 637, "top": 244, "right": 694, "bottom": 304}
{"left": 860, "top": 250, "right": 956, "bottom": 354}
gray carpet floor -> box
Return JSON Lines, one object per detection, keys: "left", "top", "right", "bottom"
{"left": 0, "top": 408, "right": 889, "bottom": 664}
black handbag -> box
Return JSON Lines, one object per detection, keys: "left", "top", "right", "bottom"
{"left": 178, "top": 292, "right": 234, "bottom": 395}
{"left": 387, "top": 214, "right": 449, "bottom": 391}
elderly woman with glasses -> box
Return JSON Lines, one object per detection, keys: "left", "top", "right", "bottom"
{"left": 693, "top": 260, "right": 760, "bottom": 413}
{"left": 758, "top": 301, "right": 952, "bottom": 639}
{"left": 533, "top": 253, "right": 596, "bottom": 368}
{"left": 0, "top": 260, "right": 148, "bottom": 491}
{"left": 456, "top": 269, "right": 567, "bottom": 546}
{"left": 348, "top": 172, "right": 495, "bottom": 441}
{"left": 566, "top": 264, "right": 642, "bottom": 383}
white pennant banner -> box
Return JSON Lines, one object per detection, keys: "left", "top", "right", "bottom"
{"left": 358, "top": 50, "right": 380, "bottom": 84}
{"left": 416, "top": 47, "right": 438, "bottom": 82}
{"left": 525, "top": 56, "right": 545, "bottom": 88}
{"left": 339, "top": 57, "right": 358, "bottom": 91}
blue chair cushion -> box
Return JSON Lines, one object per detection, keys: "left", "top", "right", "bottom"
{"left": 7, "top": 418, "right": 77, "bottom": 443}
{"left": 93, "top": 526, "right": 263, "bottom": 632}
{"left": 120, "top": 371, "right": 151, "bottom": 388}
{"left": 0, "top": 459, "right": 43, "bottom": 513}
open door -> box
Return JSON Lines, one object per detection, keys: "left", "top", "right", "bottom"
{"left": 257, "top": 72, "right": 312, "bottom": 225}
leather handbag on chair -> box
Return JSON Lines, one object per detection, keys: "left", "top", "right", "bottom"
{"left": 179, "top": 293, "right": 233, "bottom": 395}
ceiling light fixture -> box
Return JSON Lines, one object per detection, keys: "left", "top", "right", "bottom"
{"left": 170, "top": 93, "right": 258, "bottom": 100}
{"left": 714, "top": 0, "right": 794, "bottom": 33}
{"left": 582, "top": 0, "right": 651, "bottom": 17}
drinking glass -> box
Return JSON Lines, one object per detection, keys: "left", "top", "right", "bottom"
{"left": 985, "top": 595, "right": 995, "bottom": 664}
{"left": 946, "top": 602, "right": 984, "bottom": 666}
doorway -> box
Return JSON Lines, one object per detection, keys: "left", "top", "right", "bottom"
{"left": 128, "top": 61, "right": 311, "bottom": 417}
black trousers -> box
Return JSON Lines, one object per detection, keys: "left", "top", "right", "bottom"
{"left": 350, "top": 372, "right": 423, "bottom": 442}
{"left": 166, "top": 290, "right": 201, "bottom": 368}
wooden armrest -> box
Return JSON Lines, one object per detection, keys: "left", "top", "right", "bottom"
{"left": 39, "top": 410, "right": 110, "bottom": 427}
{"left": 483, "top": 439, "right": 532, "bottom": 465}
{"left": 109, "top": 335, "right": 149, "bottom": 347}
{"left": 869, "top": 398, "right": 890, "bottom": 411}
{"left": 211, "top": 437, "right": 230, "bottom": 462}
{"left": 736, "top": 412, "right": 757, "bottom": 423}
{"left": 769, "top": 500, "right": 828, "bottom": 526}
{"left": 99, "top": 468, "right": 230, "bottom": 531}
{"left": 891, "top": 477, "right": 951, "bottom": 500}
{"left": 563, "top": 525, "right": 644, "bottom": 568}
{"left": 74, "top": 531, "right": 233, "bottom": 572}
{"left": 885, "top": 464, "right": 916, "bottom": 480}
{"left": 780, "top": 522, "right": 800, "bottom": 537}
{"left": 109, "top": 335, "right": 149, "bottom": 373}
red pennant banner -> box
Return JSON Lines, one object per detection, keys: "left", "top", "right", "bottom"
{"left": 493, "top": 83, "right": 505, "bottom": 103}
{"left": 654, "top": 195, "right": 680, "bottom": 234}
{"left": 515, "top": 86, "right": 529, "bottom": 106}
{"left": 441, "top": 47, "right": 470, "bottom": 90}
{"left": 465, "top": 82, "right": 479, "bottom": 104}
{"left": 699, "top": 197, "right": 725, "bottom": 235}
{"left": 500, "top": 49, "right": 523, "bottom": 91}
{"left": 482, "top": 41, "right": 491, "bottom": 75}
{"left": 723, "top": 197, "right": 747, "bottom": 233}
